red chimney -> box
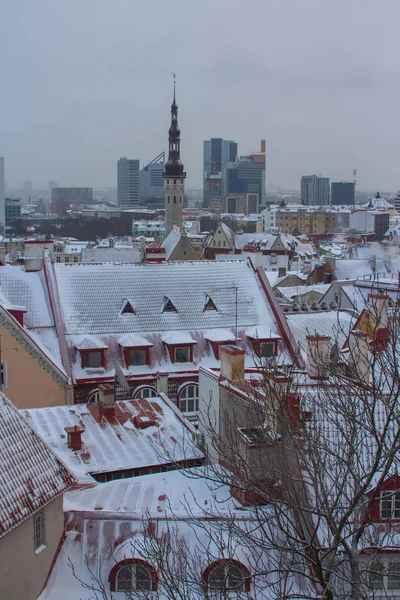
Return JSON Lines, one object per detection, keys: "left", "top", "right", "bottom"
{"left": 64, "top": 425, "right": 84, "bottom": 451}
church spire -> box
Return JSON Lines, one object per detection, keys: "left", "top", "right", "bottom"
{"left": 164, "top": 75, "right": 186, "bottom": 179}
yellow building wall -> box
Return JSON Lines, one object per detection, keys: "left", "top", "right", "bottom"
{"left": 0, "top": 324, "right": 69, "bottom": 409}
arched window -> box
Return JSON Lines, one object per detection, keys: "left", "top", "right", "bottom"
{"left": 203, "top": 560, "right": 250, "bottom": 593}
{"left": 109, "top": 559, "right": 157, "bottom": 592}
{"left": 133, "top": 385, "right": 157, "bottom": 400}
{"left": 178, "top": 383, "right": 199, "bottom": 413}
{"left": 87, "top": 389, "right": 99, "bottom": 403}
{"left": 174, "top": 196, "right": 176, "bottom": 204}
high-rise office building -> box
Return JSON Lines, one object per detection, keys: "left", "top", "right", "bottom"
{"left": 139, "top": 152, "right": 165, "bottom": 208}
{"left": 48, "top": 180, "right": 58, "bottom": 192}
{"left": 117, "top": 158, "right": 140, "bottom": 206}
{"left": 203, "top": 138, "right": 237, "bottom": 208}
{"left": 224, "top": 139, "right": 266, "bottom": 211}
{"left": 301, "top": 175, "right": 330, "bottom": 206}
{"left": 51, "top": 187, "right": 93, "bottom": 204}
{"left": 164, "top": 82, "right": 186, "bottom": 235}
{"left": 331, "top": 181, "right": 355, "bottom": 206}
{"left": 0, "top": 158, "right": 5, "bottom": 230}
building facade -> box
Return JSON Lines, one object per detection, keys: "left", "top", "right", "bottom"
{"left": 331, "top": 181, "right": 355, "bottom": 205}
{"left": 117, "top": 158, "right": 140, "bottom": 207}
{"left": 224, "top": 140, "right": 266, "bottom": 210}
{"left": 139, "top": 153, "right": 165, "bottom": 207}
{"left": 208, "top": 193, "right": 259, "bottom": 215}
{"left": 203, "top": 138, "right": 238, "bottom": 208}
{"left": 51, "top": 187, "right": 93, "bottom": 205}
{"left": 301, "top": 175, "right": 330, "bottom": 206}
{"left": 5, "top": 198, "right": 21, "bottom": 221}
{"left": 164, "top": 83, "right": 186, "bottom": 236}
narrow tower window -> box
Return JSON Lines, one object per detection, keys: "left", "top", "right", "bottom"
{"left": 174, "top": 196, "right": 176, "bottom": 204}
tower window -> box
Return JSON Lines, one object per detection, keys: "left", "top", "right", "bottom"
{"left": 168, "top": 196, "right": 170, "bottom": 204}
{"left": 174, "top": 180, "right": 176, "bottom": 184}
{"left": 174, "top": 196, "right": 176, "bottom": 204}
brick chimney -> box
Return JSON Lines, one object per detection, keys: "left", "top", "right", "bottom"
{"left": 220, "top": 345, "right": 245, "bottom": 387}
{"left": 348, "top": 330, "right": 370, "bottom": 383}
{"left": 65, "top": 425, "right": 84, "bottom": 451}
{"left": 98, "top": 383, "right": 115, "bottom": 416}
{"left": 306, "top": 335, "right": 330, "bottom": 380}
{"left": 156, "top": 371, "right": 169, "bottom": 395}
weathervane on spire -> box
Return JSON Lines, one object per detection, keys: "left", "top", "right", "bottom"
{"left": 170, "top": 72, "right": 176, "bottom": 84}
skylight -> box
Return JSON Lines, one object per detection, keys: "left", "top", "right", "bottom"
{"left": 162, "top": 297, "right": 177, "bottom": 313}
{"left": 121, "top": 299, "right": 136, "bottom": 315}
{"left": 203, "top": 295, "right": 218, "bottom": 312}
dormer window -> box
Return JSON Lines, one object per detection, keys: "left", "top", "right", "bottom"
{"left": 246, "top": 328, "right": 281, "bottom": 360}
{"left": 84, "top": 352, "right": 102, "bottom": 368}
{"left": 380, "top": 490, "right": 400, "bottom": 520}
{"left": 120, "top": 299, "right": 135, "bottom": 315}
{"left": 118, "top": 334, "right": 153, "bottom": 368}
{"left": 260, "top": 342, "right": 275, "bottom": 358}
{"left": 203, "top": 295, "right": 218, "bottom": 312}
{"left": 162, "top": 297, "right": 177, "bottom": 313}
{"left": 74, "top": 337, "right": 108, "bottom": 370}
{"left": 162, "top": 332, "right": 197, "bottom": 363}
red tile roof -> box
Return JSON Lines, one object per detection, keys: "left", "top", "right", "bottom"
{"left": 0, "top": 395, "right": 74, "bottom": 538}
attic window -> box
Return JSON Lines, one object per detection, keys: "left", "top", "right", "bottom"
{"left": 203, "top": 295, "right": 218, "bottom": 312}
{"left": 162, "top": 297, "right": 177, "bottom": 313}
{"left": 121, "top": 299, "right": 135, "bottom": 315}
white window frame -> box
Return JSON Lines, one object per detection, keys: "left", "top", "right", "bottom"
{"left": 129, "top": 348, "right": 147, "bottom": 366}
{"left": 84, "top": 351, "right": 102, "bottom": 369}
{"left": 174, "top": 346, "right": 190, "bottom": 363}
{"left": 116, "top": 562, "right": 153, "bottom": 592}
{"left": 260, "top": 342, "right": 275, "bottom": 358}
{"left": 34, "top": 512, "right": 44, "bottom": 551}
{"left": 179, "top": 384, "right": 199, "bottom": 413}
{"left": 133, "top": 386, "right": 157, "bottom": 400}
{"left": 380, "top": 490, "right": 400, "bottom": 520}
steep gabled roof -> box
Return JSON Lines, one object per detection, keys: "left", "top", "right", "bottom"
{"left": 0, "top": 395, "right": 73, "bottom": 538}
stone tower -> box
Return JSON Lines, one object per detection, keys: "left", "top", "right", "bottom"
{"left": 164, "top": 80, "right": 186, "bottom": 236}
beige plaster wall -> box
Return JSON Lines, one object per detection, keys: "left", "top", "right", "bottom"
{"left": 0, "top": 495, "right": 64, "bottom": 600}
{"left": 0, "top": 325, "right": 68, "bottom": 409}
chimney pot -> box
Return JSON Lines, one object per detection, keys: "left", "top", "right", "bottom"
{"left": 65, "top": 425, "right": 84, "bottom": 451}
{"left": 305, "top": 334, "right": 330, "bottom": 379}
{"left": 219, "top": 345, "right": 245, "bottom": 387}
{"left": 98, "top": 383, "right": 115, "bottom": 416}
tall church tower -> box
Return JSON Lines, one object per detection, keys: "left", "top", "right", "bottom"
{"left": 164, "top": 79, "right": 186, "bottom": 236}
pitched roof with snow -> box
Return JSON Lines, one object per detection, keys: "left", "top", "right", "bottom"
{"left": 0, "top": 395, "right": 73, "bottom": 538}
{"left": 23, "top": 395, "right": 203, "bottom": 484}
{"left": 52, "top": 261, "right": 288, "bottom": 380}
{"left": 160, "top": 227, "right": 181, "bottom": 259}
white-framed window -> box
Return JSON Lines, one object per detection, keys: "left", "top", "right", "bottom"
{"left": 369, "top": 561, "right": 400, "bottom": 591}
{"left": 116, "top": 562, "right": 153, "bottom": 592}
{"left": 87, "top": 390, "right": 99, "bottom": 403}
{"left": 129, "top": 349, "right": 146, "bottom": 366}
{"left": 179, "top": 384, "right": 199, "bottom": 413}
{"left": 34, "top": 512, "right": 44, "bottom": 550}
{"left": 73, "top": 256, "right": 79, "bottom": 263}
{"left": 207, "top": 561, "right": 248, "bottom": 593}
{"left": 0, "top": 362, "right": 8, "bottom": 389}
{"left": 84, "top": 352, "right": 102, "bottom": 369}
{"left": 64, "top": 256, "right": 70, "bottom": 263}
{"left": 380, "top": 490, "right": 400, "bottom": 519}
{"left": 56, "top": 256, "right": 61, "bottom": 263}
{"left": 174, "top": 347, "right": 190, "bottom": 363}
{"left": 133, "top": 386, "right": 157, "bottom": 400}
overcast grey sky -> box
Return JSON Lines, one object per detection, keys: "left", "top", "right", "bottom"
{"left": 1, "top": 0, "right": 399, "bottom": 191}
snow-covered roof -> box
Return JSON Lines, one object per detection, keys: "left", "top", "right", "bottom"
{"left": 276, "top": 284, "right": 330, "bottom": 302}
{"left": 74, "top": 335, "right": 108, "bottom": 350}
{"left": 23, "top": 396, "right": 203, "bottom": 484}
{"left": 52, "top": 261, "right": 287, "bottom": 380}
{"left": 0, "top": 266, "right": 54, "bottom": 327}
{"left": 220, "top": 222, "right": 237, "bottom": 249}
{"left": 161, "top": 331, "right": 197, "bottom": 345}
{"left": 204, "top": 329, "right": 236, "bottom": 343}
{"left": 161, "top": 227, "right": 181, "bottom": 259}
{"left": 81, "top": 247, "right": 141, "bottom": 263}
{"left": 0, "top": 395, "right": 73, "bottom": 538}
{"left": 117, "top": 333, "right": 153, "bottom": 347}
{"left": 286, "top": 311, "right": 355, "bottom": 359}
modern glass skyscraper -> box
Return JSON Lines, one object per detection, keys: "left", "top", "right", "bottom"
{"left": 301, "top": 175, "right": 330, "bottom": 206}
{"left": 223, "top": 140, "right": 266, "bottom": 210}
{"left": 117, "top": 158, "right": 140, "bottom": 206}
{"left": 139, "top": 152, "right": 165, "bottom": 208}
{"left": 203, "top": 138, "right": 237, "bottom": 208}
{"left": 331, "top": 182, "right": 355, "bottom": 205}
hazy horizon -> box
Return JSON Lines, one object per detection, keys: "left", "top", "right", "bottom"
{"left": 1, "top": 0, "right": 400, "bottom": 191}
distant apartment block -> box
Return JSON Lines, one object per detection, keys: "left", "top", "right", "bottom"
{"left": 139, "top": 153, "right": 165, "bottom": 208}
{"left": 117, "top": 158, "right": 140, "bottom": 207}
{"left": 208, "top": 193, "right": 259, "bottom": 215}
{"left": 301, "top": 175, "right": 330, "bottom": 206}
{"left": 224, "top": 140, "right": 266, "bottom": 210}
{"left": 331, "top": 182, "right": 355, "bottom": 206}
{"left": 203, "top": 138, "right": 238, "bottom": 208}
{"left": 51, "top": 187, "right": 93, "bottom": 205}
{"left": 5, "top": 198, "right": 21, "bottom": 221}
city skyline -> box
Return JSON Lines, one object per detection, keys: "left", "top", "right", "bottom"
{"left": 2, "top": 0, "right": 400, "bottom": 191}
